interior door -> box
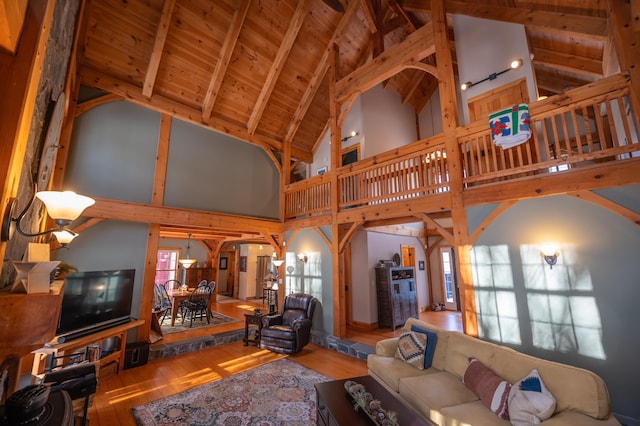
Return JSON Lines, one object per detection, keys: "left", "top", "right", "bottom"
{"left": 439, "top": 247, "right": 458, "bottom": 311}
{"left": 467, "top": 78, "right": 529, "bottom": 122}
{"left": 401, "top": 245, "right": 415, "bottom": 267}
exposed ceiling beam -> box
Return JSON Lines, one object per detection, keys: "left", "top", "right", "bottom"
{"left": 84, "top": 197, "right": 282, "bottom": 235}
{"left": 284, "top": 0, "right": 360, "bottom": 143}
{"left": 336, "top": 21, "right": 435, "bottom": 102}
{"left": 532, "top": 47, "right": 603, "bottom": 79}
{"left": 202, "top": 0, "right": 251, "bottom": 120}
{"left": 142, "top": 0, "right": 176, "bottom": 98}
{"left": 248, "top": 0, "right": 312, "bottom": 135}
{"left": 78, "top": 66, "right": 313, "bottom": 163}
{"left": 402, "top": 0, "right": 607, "bottom": 41}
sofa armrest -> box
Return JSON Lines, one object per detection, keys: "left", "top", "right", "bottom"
{"left": 375, "top": 337, "right": 399, "bottom": 357}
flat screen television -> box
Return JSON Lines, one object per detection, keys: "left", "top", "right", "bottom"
{"left": 56, "top": 269, "right": 136, "bottom": 341}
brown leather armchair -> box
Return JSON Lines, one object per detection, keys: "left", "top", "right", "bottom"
{"left": 260, "top": 293, "right": 318, "bottom": 355}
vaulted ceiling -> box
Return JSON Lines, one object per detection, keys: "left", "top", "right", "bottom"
{"left": 76, "top": 0, "right": 608, "bottom": 165}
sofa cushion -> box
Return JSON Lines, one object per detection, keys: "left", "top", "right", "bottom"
{"left": 403, "top": 318, "right": 449, "bottom": 371}
{"left": 462, "top": 357, "right": 511, "bottom": 419}
{"left": 399, "top": 371, "right": 479, "bottom": 414}
{"left": 440, "top": 400, "right": 512, "bottom": 426}
{"left": 508, "top": 368, "right": 556, "bottom": 426}
{"left": 410, "top": 324, "right": 438, "bottom": 369}
{"left": 367, "top": 354, "right": 432, "bottom": 393}
{"left": 489, "top": 343, "right": 612, "bottom": 419}
{"left": 395, "top": 331, "right": 427, "bottom": 369}
{"left": 443, "top": 330, "right": 495, "bottom": 378}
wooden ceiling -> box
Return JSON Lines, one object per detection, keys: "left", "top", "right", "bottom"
{"left": 75, "top": 0, "right": 608, "bottom": 165}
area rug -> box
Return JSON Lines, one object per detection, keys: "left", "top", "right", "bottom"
{"left": 130, "top": 358, "right": 331, "bottom": 425}
{"left": 160, "top": 310, "right": 240, "bottom": 334}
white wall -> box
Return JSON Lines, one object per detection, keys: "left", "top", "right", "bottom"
{"left": 453, "top": 14, "right": 536, "bottom": 124}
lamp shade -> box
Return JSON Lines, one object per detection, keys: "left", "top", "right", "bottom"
{"left": 178, "top": 258, "right": 197, "bottom": 268}
{"left": 272, "top": 259, "right": 284, "bottom": 267}
{"left": 52, "top": 229, "right": 78, "bottom": 245}
{"left": 35, "top": 191, "right": 95, "bottom": 221}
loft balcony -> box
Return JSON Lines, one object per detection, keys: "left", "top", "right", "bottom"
{"left": 284, "top": 73, "right": 640, "bottom": 225}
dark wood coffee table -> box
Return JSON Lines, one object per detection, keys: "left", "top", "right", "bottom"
{"left": 314, "top": 375, "right": 430, "bottom": 425}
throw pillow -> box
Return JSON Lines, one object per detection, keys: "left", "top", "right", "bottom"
{"left": 508, "top": 369, "right": 556, "bottom": 426}
{"left": 462, "top": 357, "right": 511, "bottom": 419}
{"left": 395, "top": 331, "right": 427, "bottom": 370}
{"left": 410, "top": 324, "right": 438, "bottom": 369}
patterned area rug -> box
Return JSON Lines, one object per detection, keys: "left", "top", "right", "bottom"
{"left": 160, "top": 310, "right": 240, "bottom": 334}
{"left": 130, "top": 358, "right": 331, "bottom": 425}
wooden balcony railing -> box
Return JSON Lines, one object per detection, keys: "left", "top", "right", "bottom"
{"left": 459, "top": 73, "right": 639, "bottom": 186}
{"left": 284, "top": 73, "right": 639, "bottom": 220}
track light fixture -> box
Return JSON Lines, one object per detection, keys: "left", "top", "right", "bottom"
{"left": 341, "top": 130, "right": 359, "bottom": 143}
{"left": 461, "top": 58, "right": 523, "bottom": 91}
{"left": 1, "top": 184, "right": 95, "bottom": 247}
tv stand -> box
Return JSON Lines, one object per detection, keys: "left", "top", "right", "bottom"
{"left": 34, "top": 319, "right": 144, "bottom": 382}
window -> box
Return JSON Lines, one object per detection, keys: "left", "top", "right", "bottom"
{"left": 155, "top": 249, "right": 179, "bottom": 284}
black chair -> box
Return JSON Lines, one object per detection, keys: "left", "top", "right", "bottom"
{"left": 181, "top": 283, "right": 213, "bottom": 327}
{"left": 163, "top": 279, "right": 182, "bottom": 291}
{"left": 153, "top": 283, "right": 172, "bottom": 325}
{"left": 260, "top": 293, "right": 318, "bottom": 355}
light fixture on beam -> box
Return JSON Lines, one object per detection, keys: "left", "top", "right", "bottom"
{"left": 461, "top": 58, "right": 523, "bottom": 91}
{"left": 178, "top": 233, "right": 197, "bottom": 268}
{"left": 1, "top": 186, "right": 95, "bottom": 247}
{"left": 341, "top": 130, "right": 359, "bottom": 143}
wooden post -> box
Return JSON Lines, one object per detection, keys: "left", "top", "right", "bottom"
{"left": 432, "top": 0, "right": 478, "bottom": 336}
{"left": 329, "top": 43, "right": 346, "bottom": 337}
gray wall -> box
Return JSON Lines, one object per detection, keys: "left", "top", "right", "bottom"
{"left": 469, "top": 188, "right": 640, "bottom": 419}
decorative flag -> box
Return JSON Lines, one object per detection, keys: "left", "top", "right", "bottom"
{"left": 489, "top": 104, "right": 531, "bottom": 149}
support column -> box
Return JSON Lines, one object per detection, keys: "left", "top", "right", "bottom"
{"left": 432, "top": 0, "right": 477, "bottom": 336}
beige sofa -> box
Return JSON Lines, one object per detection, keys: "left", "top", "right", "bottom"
{"left": 367, "top": 317, "right": 620, "bottom": 426}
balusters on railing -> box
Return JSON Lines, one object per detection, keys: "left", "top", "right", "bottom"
{"left": 284, "top": 74, "right": 638, "bottom": 219}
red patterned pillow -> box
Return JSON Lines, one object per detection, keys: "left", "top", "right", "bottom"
{"left": 462, "top": 357, "right": 510, "bottom": 419}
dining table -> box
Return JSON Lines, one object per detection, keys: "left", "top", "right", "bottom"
{"left": 167, "top": 288, "right": 194, "bottom": 326}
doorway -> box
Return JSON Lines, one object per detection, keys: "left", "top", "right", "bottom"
{"left": 401, "top": 244, "right": 415, "bottom": 267}
{"left": 439, "top": 247, "right": 459, "bottom": 311}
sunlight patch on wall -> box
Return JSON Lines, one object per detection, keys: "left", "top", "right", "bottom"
{"left": 471, "top": 245, "right": 521, "bottom": 344}
{"left": 284, "top": 251, "right": 323, "bottom": 303}
{"left": 521, "top": 244, "right": 605, "bottom": 360}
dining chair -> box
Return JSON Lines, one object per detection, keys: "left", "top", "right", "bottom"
{"left": 153, "top": 284, "right": 173, "bottom": 325}
{"left": 163, "top": 279, "right": 181, "bottom": 291}
{"left": 181, "top": 283, "right": 213, "bottom": 327}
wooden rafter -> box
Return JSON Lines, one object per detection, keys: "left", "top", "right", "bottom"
{"left": 284, "top": 0, "right": 360, "bottom": 143}
{"left": 338, "top": 220, "right": 364, "bottom": 253}
{"left": 142, "top": 0, "right": 175, "bottom": 98}
{"left": 468, "top": 201, "right": 517, "bottom": 245}
{"left": 78, "top": 67, "right": 312, "bottom": 163}
{"left": 569, "top": 190, "right": 640, "bottom": 226}
{"left": 403, "top": 0, "right": 607, "bottom": 40}
{"left": 531, "top": 47, "right": 604, "bottom": 79}
{"left": 421, "top": 213, "right": 453, "bottom": 245}
{"left": 248, "top": 0, "right": 312, "bottom": 135}
{"left": 202, "top": 0, "right": 251, "bottom": 120}
{"left": 74, "top": 94, "right": 123, "bottom": 116}
{"left": 335, "top": 21, "right": 435, "bottom": 103}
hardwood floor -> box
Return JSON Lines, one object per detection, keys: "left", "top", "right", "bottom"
{"left": 86, "top": 296, "right": 462, "bottom": 425}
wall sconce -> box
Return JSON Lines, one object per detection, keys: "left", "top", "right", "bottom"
{"left": 297, "top": 253, "right": 308, "bottom": 263}
{"left": 540, "top": 244, "right": 560, "bottom": 269}
{"left": 341, "top": 130, "right": 359, "bottom": 143}
{"left": 1, "top": 188, "right": 95, "bottom": 246}
{"left": 460, "top": 58, "right": 523, "bottom": 91}
{"left": 178, "top": 233, "right": 197, "bottom": 268}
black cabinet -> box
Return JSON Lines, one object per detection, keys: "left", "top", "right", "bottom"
{"left": 375, "top": 266, "right": 418, "bottom": 330}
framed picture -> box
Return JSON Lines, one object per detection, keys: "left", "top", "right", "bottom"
{"left": 219, "top": 257, "right": 228, "bottom": 270}
{"left": 239, "top": 256, "right": 247, "bottom": 272}
{"left": 418, "top": 260, "right": 425, "bottom": 270}
{"left": 317, "top": 166, "right": 327, "bottom": 175}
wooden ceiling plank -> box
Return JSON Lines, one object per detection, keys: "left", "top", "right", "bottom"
{"left": 403, "top": 0, "right": 606, "bottom": 41}
{"left": 247, "top": 0, "right": 312, "bottom": 135}
{"left": 384, "top": 0, "right": 417, "bottom": 32}
{"left": 336, "top": 21, "right": 435, "bottom": 103}
{"left": 142, "top": 0, "right": 176, "bottom": 98}
{"left": 0, "top": 0, "right": 28, "bottom": 54}
{"left": 284, "top": 0, "right": 360, "bottom": 143}
{"left": 532, "top": 46, "right": 604, "bottom": 79}
{"left": 202, "top": 0, "right": 251, "bottom": 120}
